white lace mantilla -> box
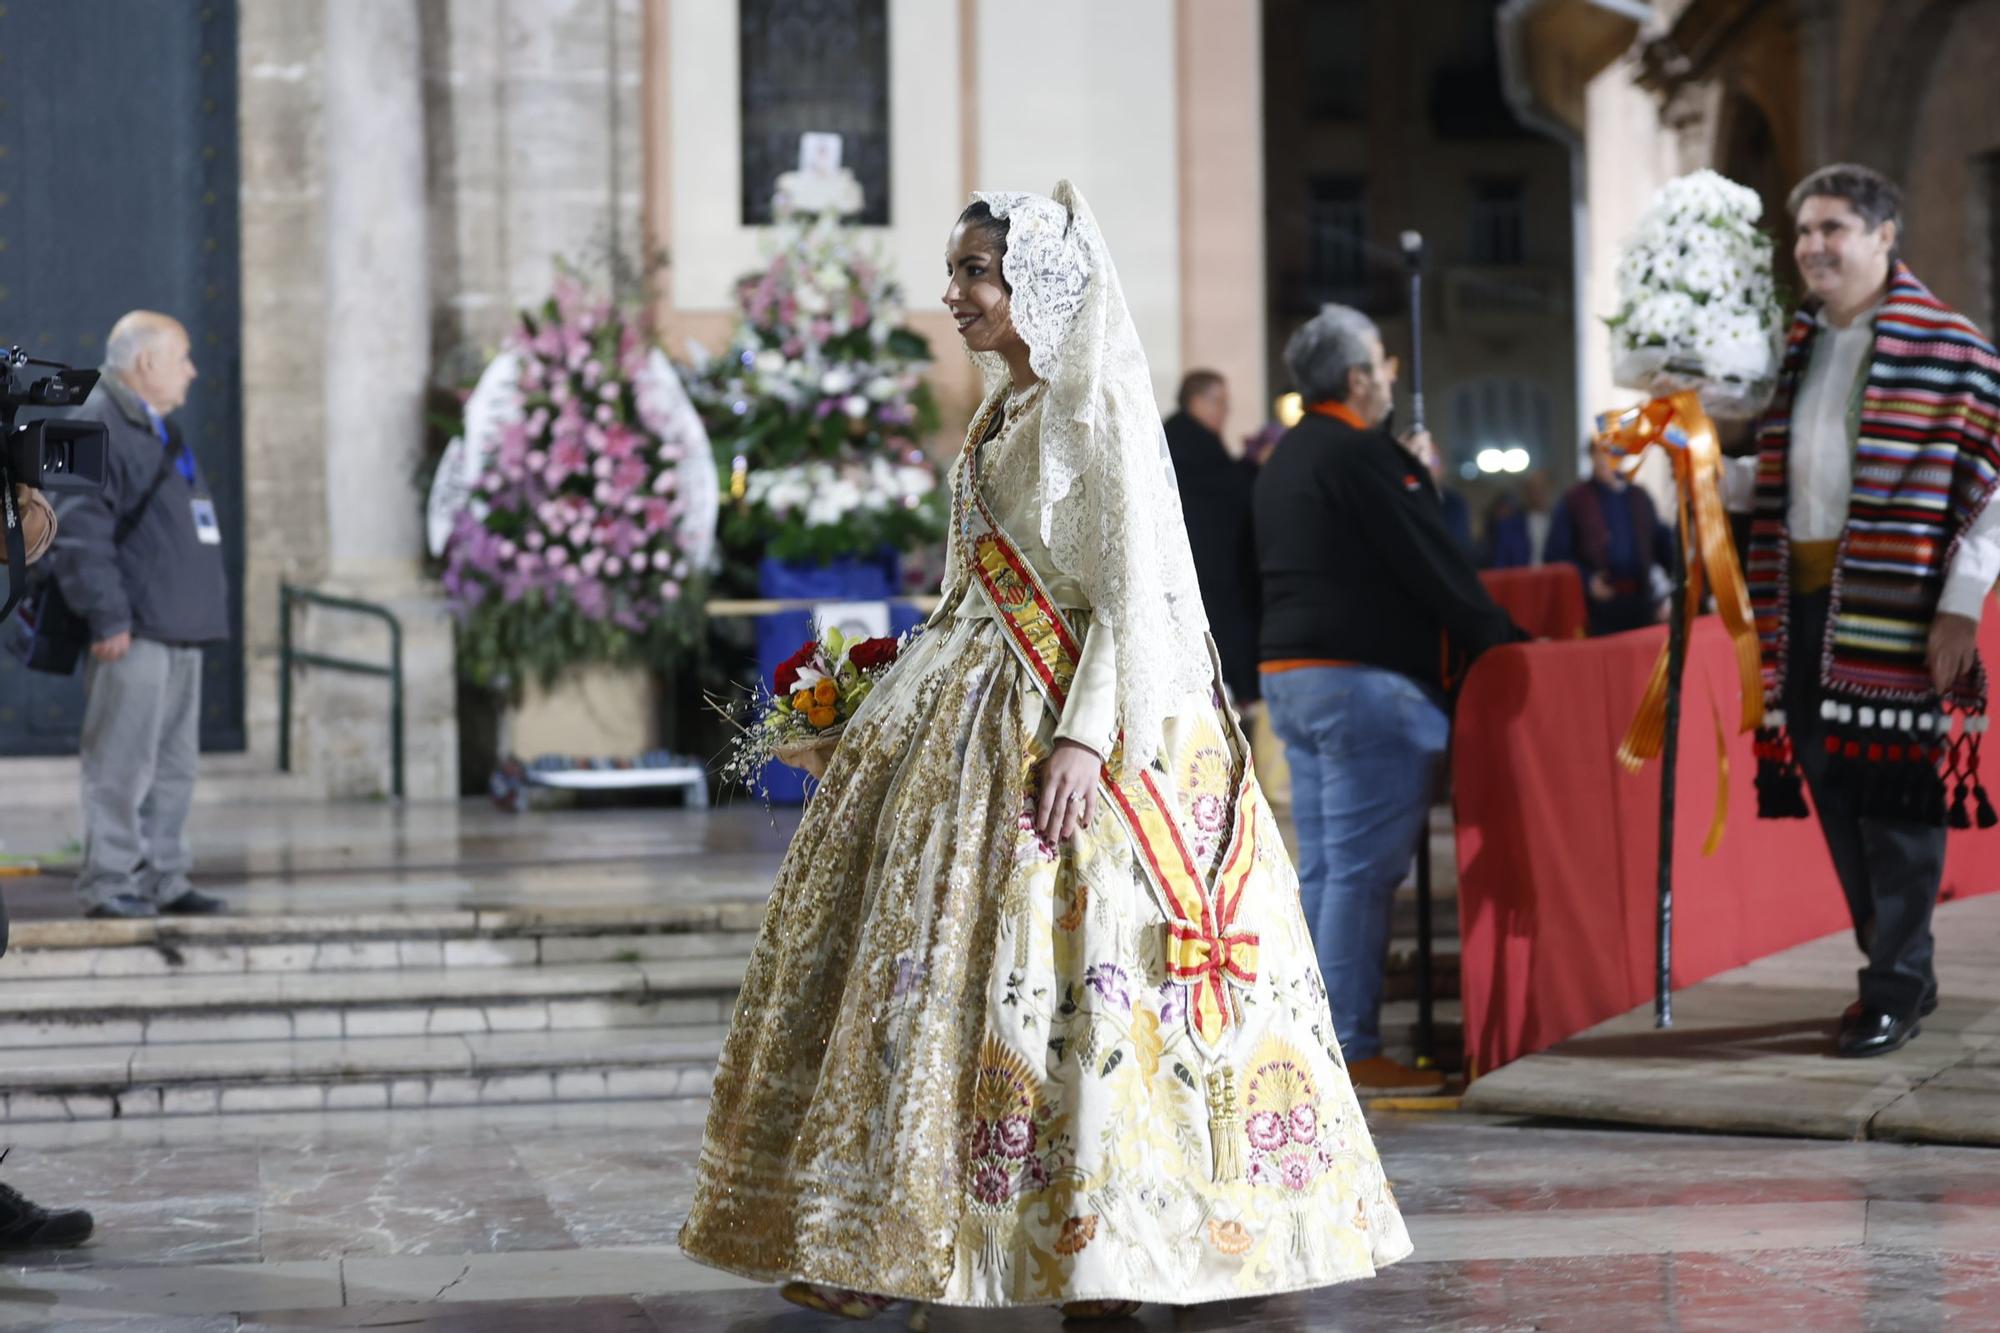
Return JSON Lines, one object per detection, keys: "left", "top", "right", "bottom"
{"left": 966, "top": 180, "right": 1213, "bottom": 770}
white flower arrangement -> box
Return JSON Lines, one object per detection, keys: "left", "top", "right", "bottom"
{"left": 1609, "top": 169, "right": 1784, "bottom": 419}
{"left": 742, "top": 456, "right": 939, "bottom": 532}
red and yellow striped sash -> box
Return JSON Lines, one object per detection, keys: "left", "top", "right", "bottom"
{"left": 958, "top": 407, "right": 1261, "bottom": 1053}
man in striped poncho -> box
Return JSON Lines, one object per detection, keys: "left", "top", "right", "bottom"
{"left": 1726, "top": 165, "right": 2000, "bottom": 1059}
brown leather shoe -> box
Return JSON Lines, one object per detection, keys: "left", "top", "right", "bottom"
{"left": 1348, "top": 1055, "right": 1447, "bottom": 1096}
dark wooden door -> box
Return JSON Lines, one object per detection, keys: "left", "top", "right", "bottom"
{"left": 0, "top": 1, "right": 244, "bottom": 753}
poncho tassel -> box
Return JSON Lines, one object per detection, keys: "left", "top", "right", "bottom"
{"left": 1754, "top": 717, "right": 1811, "bottom": 820}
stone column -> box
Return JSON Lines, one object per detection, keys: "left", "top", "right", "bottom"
{"left": 322, "top": 0, "right": 429, "bottom": 590}
{"left": 1176, "top": 0, "right": 1268, "bottom": 427}
{"left": 308, "top": 2, "right": 458, "bottom": 800}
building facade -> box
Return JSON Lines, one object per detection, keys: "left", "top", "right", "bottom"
{"left": 1265, "top": 0, "right": 1579, "bottom": 507}
{"left": 1504, "top": 0, "right": 2000, "bottom": 432}
{"left": 245, "top": 0, "right": 1271, "bottom": 798}
{"left": 648, "top": 0, "right": 1268, "bottom": 435}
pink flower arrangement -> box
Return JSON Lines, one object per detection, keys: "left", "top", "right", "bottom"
{"left": 442, "top": 272, "right": 712, "bottom": 688}
{"left": 684, "top": 204, "right": 946, "bottom": 563}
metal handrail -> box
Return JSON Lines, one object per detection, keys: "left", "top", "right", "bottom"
{"left": 278, "top": 584, "right": 405, "bottom": 800}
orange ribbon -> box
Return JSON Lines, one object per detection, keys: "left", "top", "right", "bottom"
{"left": 1593, "top": 391, "right": 1764, "bottom": 852}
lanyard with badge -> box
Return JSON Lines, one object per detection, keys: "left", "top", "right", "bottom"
{"left": 151, "top": 410, "right": 220, "bottom": 546}
{"left": 189, "top": 493, "right": 221, "bottom": 545}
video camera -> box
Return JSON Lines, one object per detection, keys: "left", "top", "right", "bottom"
{"left": 1, "top": 347, "right": 109, "bottom": 625}
{"left": 2, "top": 347, "right": 109, "bottom": 494}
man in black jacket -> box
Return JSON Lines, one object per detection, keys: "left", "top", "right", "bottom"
{"left": 1164, "top": 369, "right": 1260, "bottom": 708}
{"left": 50, "top": 311, "right": 230, "bottom": 920}
{"left": 1255, "top": 303, "right": 1522, "bottom": 1094}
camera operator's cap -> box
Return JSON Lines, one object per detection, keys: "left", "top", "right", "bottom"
{"left": 0, "top": 484, "right": 56, "bottom": 567}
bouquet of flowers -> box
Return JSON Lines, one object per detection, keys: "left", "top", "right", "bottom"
{"left": 428, "top": 270, "right": 720, "bottom": 690}
{"left": 1608, "top": 169, "right": 1785, "bottom": 419}
{"left": 717, "top": 623, "right": 908, "bottom": 793}
{"left": 685, "top": 200, "right": 946, "bottom": 564}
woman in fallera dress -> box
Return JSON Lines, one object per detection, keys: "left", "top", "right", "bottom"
{"left": 679, "top": 181, "right": 1411, "bottom": 1320}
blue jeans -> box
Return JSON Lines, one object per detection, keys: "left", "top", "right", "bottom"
{"left": 1263, "top": 665, "right": 1450, "bottom": 1060}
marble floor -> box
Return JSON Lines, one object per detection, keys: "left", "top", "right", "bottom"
{"left": 1466, "top": 891, "right": 2000, "bottom": 1147}
{"left": 0, "top": 801, "right": 803, "bottom": 924}
{"left": 0, "top": 801, "right": 1984, "bottom": 1326}
{"left": 0, "top": 1102, "right": 1990, "bottom": 1330}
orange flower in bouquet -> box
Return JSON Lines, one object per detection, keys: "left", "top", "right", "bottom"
{"left": 718, "top": 624, "right": 912, "bottom": 796}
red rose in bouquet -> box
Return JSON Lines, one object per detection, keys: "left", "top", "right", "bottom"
{"left": 773, "top": 640, "right": 820, "bottom": 695}
{"left": 846, "top": 636, "right": 900, "bottom": 674}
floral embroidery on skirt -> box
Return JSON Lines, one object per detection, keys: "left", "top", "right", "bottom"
{"left": 678, "top": 616, "right": 1411, "bottom": 1307}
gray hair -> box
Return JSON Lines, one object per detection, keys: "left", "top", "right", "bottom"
{"left": 104, "top": 311, "right": 179, "bottom": 373}
{"left": 1787, "top": 163, "right": 1903, "bottom": 233}
{"left": 1283, "top": 304, "right": 1378, "bottom": 405}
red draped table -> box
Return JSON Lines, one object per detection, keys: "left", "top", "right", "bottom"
{"left": 1452, "top": 613, "right": 2000, "bottom": 1076}
{"left": 1478, "top": 565, "right": 1588, "bottom": 642}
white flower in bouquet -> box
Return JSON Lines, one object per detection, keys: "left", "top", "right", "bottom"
{"left": 1708, "top": 311, "right": 1774, "bottom": 372}
{"left": 1679, "top": 252, "right": 1730, "bottom": 301}
{"left": 1609, "top": 168, "right": 1784, "bottom": 417}
{"left": 1630, "top": 290, "right": 1697, "bottom": 344}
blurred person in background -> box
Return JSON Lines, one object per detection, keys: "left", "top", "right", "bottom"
{"left": 1483, "top": 469, "right": 1552, "bottom": 569}
{"left": 1545, "top": 450, "right": 1675, "bottom": 635}
{"left": 1164, "top": 369, "right": 1260, "bottom": 709}
{"left": 1255, "top": 303, "right": 1523, "bottom": 1096}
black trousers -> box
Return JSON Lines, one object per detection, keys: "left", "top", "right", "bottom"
{"left": 1785, "top": 590, "right": 1944, "bottom": 1018}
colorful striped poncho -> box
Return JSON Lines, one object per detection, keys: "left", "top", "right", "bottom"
{"left": 1750, "top": 263, "right": 2000, "bottom": 826}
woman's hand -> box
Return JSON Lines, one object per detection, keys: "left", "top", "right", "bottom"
{"left": 1036, "top": 739, "right": 1103, "bottom": 843}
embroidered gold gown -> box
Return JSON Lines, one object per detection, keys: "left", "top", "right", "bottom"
{"left": 679, "top": 394, "right": 1411, "bottom": 1307}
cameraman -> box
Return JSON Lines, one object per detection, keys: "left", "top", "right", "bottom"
{"left": 48, "top": 312, "right": 228, "bottom": 920}
{"left": 0, "top": 441, "right": 97, "bottom": 1249}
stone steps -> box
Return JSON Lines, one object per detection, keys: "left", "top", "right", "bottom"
{"left": 0, "top": 955, "right": 749, "bottom": 1048}
{"left": 0, "top": 886, "right": 1466, "bottom": 1121}
{"left": 2, "top": 905, "right": 765, "bottom": 980}
{"left": 0, "top": 906, "right": 759, "bottom": 1122}
{"left": 0, "top": 1024, "right": 729, "bottom": 1122}
{"left": 0, "top": 754, "right": 323, "bottom": 811}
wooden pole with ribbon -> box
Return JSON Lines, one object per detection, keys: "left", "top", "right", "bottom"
{"left": 1593, "top": 390, "right": 1764, "bottom": 1027}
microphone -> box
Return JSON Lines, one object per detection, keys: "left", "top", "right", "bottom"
{"left": 1400, "top": 231, "right": 1427, "bottom": 435}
